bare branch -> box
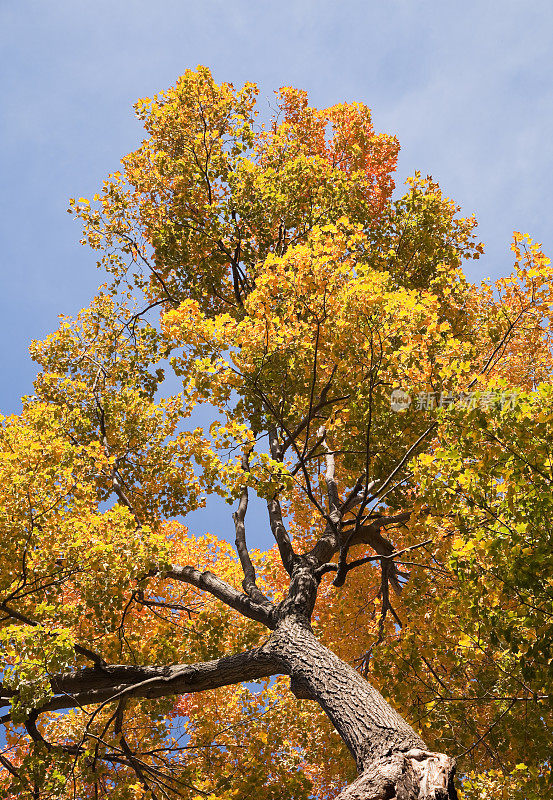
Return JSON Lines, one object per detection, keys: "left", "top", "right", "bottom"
{"left": 115, "top": 231, "right": 178, "bottom": 306}
{"left": 264, "top": 427, "right": 297, "bottom": 574}
{"left": 114, "top": 699, "right": 161, "bottom": 800}
{"left": 281, "top": 388, "right": 347, "bottom": 455}
{"left": 233, "top": 454, "right": 273, "bottom": 606}
{"left": 344, "top": 512, "right": 411, "bottom": 550}
{"left": 0, "top": 647, "right": 278, "bottom": 718}
{"left": 374, "top": 424, "right": 437, "bottom": 502}
{"left": 266, "top": 497, "right": 296, "bottom": 575}
{"left": 318, "top": 426, "right": 341, "bottom": 522}
{"left": 163, "top": 565, "right": 274, "bottom": 628}
{"left": 0, "top": 753, "right": 20, "bottom": 779}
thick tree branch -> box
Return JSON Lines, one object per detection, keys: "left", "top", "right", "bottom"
{"left": 266, "top": 497, "right": 296, "bottom": 575}
{"left": 163, "top": 565, "right": 274, "bottom": 628}
{"left": 0, "top": 647, "right": 277, "bottom": 718}
{"left": 318, "top": 426, "right": 341, "bottom": 524}
{"left": 233, "top": 455, "right": 273, "bottom": 606}
{"left": 265, "top": 427, "right": 297, "bottom": 574}
{"left": 308, "top": 512, "right": 408, "bottom": 567}
{"left": 345, "top": 512, "right": 411, "bottom": 551}
{"left": 306, "top": 419, "right": 435, "bottom": 584}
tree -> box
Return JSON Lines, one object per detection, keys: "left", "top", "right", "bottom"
{"left": 1, "top": 66, "right": 552, "bottom": 799}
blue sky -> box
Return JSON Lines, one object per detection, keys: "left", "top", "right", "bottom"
{"left": 2, "top": 1, "right": 553, "bottom": 414}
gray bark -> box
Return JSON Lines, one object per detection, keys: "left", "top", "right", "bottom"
{"left": 267, "top": 617, "right": 457, "bottom": 799}
{"left": 0, "top": 648, "right": 276, "bottom": 715}
{"left": 334, "top": 750, "right": 457, "bottom": 800}
{"left": 268, "top": 616, "right": 424, "bottom": 772}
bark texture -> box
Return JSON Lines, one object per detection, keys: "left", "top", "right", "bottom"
{"left": 0, "top": 611, "right": 459, "bottom": 798}
{"left": 0, "top": 648, "right": 276, "bottom": 716}
{"left": 266, "top": 617, "right": 458, "bottom": 799}
{"left": 268, "top": 618, "right": 425, "bottom": 772}
{"left": 334, "top": 750, "right": 457, "bottom": 800}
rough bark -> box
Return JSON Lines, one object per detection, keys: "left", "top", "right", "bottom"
{"left": 0, "top": 544, "right": 459, "bottom": 800}
{"left": 268, "top": 617, "right": 457, "bottom": 799}
{"left": 165, "top": 564, "right": 275, "bottom": 627}
{"left": 0, "top": 647, "right": 277, "bottom": 716}
{"left": 334, "top": 750, "right": 457, "bottom": 800}
{"left": 268, "top": 617, "right": 425, "bottom": 771}
{"left": 162, "top": 557, "right": 459, "bottom": 799}
{"left": 0, "top": 612, "right": 458, "bottom": 798}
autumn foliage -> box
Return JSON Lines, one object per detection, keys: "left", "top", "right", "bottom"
{"left": 0, "top": 67, "right": 552, "bottom": 799}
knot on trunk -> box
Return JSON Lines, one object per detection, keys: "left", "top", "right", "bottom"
{"left": 396, "top": 749, "right": 457, "bottom": 800}
{"left": 289, "top": 675, "right": 316, "bottom": 700}
{"left": 335, "top": 749, "right": 457, "bottom": 800}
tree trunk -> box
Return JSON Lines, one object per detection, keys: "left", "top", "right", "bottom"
{"left": 267, "top": 617, "right": 457, "bottom": 800}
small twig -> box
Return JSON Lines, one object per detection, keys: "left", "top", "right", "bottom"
{"left": 457, "top": 699, "right": 517, "bottom": 758}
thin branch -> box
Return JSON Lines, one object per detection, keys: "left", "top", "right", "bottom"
{"left": 114, "top": 699, "right": 161, "bottom": 800}
{"left": 345, "top": 538, "right": 433, "bottom": 573}
{"left": 0, "top": 600, "right": 107, "bottom": 668}
{"left": 316, "top": 537, "right": 432, "bottom": 577}
{"left": 457, "top": 699, "right": 518, "bottom": 758}
{"left": 374, "top": 423, "right": 437, "bottom": 501}
{"left": 115, "top": 231, "right": 178, "bottom": 306}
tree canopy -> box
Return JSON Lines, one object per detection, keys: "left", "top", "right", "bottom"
{"left": 1, "top": 66, "right": 552, "bottom": 799}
